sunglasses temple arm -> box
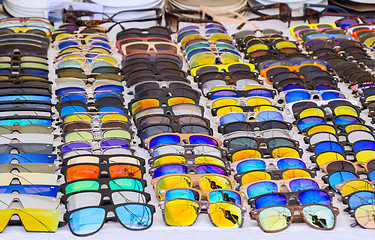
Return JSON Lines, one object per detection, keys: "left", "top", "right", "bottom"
{"left": 237, "top": 15, "right": 285, "bottom": 30}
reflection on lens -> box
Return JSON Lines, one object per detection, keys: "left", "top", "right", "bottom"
{"left": 258, "top": 206, "right": 291, "bottom": 232}
{"left": 116, "top": 204, "right": 153, "bottom": 230}
{"left": 247, "top": 181, "right": 278, "bottom": 198}
{"left": 164, "top": 199, "right": 198, "bottom": 226}
{"left": 303, "top": 205, "right": 335, "bottom": 229}
{"left": 69, "top": 207, "right": 105, "bottom": 235}
{"left": 209, "top": 202, "right": 242, "bottom": 228}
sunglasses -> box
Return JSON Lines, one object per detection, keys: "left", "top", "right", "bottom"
{"left": 240, "top": 177, "right": 325, "bottom": 199}
{"left": 133, "top": 104, "right": 204, "bottom": 122}
{"left": 129, "top": 97, "right": 198, "bottom": 115}
{"left": 218, "top": 110, "right": 283, "bottom": 125}
{"left": 0, "top": 143, "right": 53, "bottom": 154}
{"left": 62, "top": 154, "right": 145, "bottom": 166}
{"left": 232, "top": 158, "right": 310, "bottom": 173}
{"left": 250, "top": 203, "right": 339, "bottom": 232}
{"left": 235, "top": 168, "right": 315, "bottom": 186}
{"left": 61, "top": 163, "right": 145, "bottom": 182}
{"left": 149, "top": 163, "right": 230, "bottom": 178}
{"left": 122, "top": 59, "right": 182, "bottom": 76}
{"left": 0, "top": 172, "right": 57, "bottom": 185}
{"left": 207, "top": 87, "right": 275, "bottom": 100}
{"left": 60, "top": 177, "right": 147, "bottom": 195}
{"left": 219, "top": 120, "right": 292, "bottom": 135}
{"left": 64, "top": 203, "right": 155, "bottom": 236}
{"left": 135, "top": 114, "right": 209, "bottom": 129}
{"left": 224, "top": 135, "right": 299, "bottom": 152}
{"left": 126, "top": 75, "right": 189, "bottom": 88}
{"left": 138, "top": 124, "right": 213, "bottom": 146}
{"left": 133, "top": 86, "right": 198, "bottom": 102}
{"left": 148, "top": 154, "right": 228, "bottom": 168}
{"left": 63, "top": 129, "right": 133, "bottom": 144}
{"left": 0, "top": 163, "right": 55, "bottom": 174}
{"left": 151, "top": 173, "right": 235, "bottom": 199}
{"left": 342, "top": 191, "right": 375, "bottom": 210}
{"left": 59, "top": 138, "right": 132, "bottom": 153}
{"left": 159, "top": 198, "right": 245, "bottom": 228}
{"left": 249, "top": 189, "right": 333, "bottom": 209}
{"left": 149, "top": 144, "right": 226, "bottom": 159}
{"left": 62, "top": 189, "right": 151, "bottom": 212}
{"left": 145, "top": 133, "right": 222, "bottom": 150}
{"left": 120, "top": 41, "right": 179, "bottom": 56}
{"left": 229, "top": 147, "right": 303, "bottom": 163}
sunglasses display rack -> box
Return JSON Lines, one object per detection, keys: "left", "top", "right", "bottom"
{"left": 0, "top": 18, "right": 61, "bottom": 233}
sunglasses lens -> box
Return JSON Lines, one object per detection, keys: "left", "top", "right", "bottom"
{"left": 165, "top": 188, "right": 199, "bottom": 201}
{"left": 334, "top": 115, "right": 360, "bottom": 125}
{"left": 101, "top": 139, "right": 129, "bottom": 149}
{"left": 109, "top": 165, "right": 143, "bottom": 178}
{"left": 115, "top": 204, "right": 153, "bottom": 230}
{"left": 164, "top": 199, "right": 198, "bottom": 226}
{"left": 348, "top": 192, "right": 375, "bottom": 209}
{"left": 189, "top": 135, "right": 218, "bottom": 146}
{"left": 297, "top": 117, "right": 325, "bottom": 132}
{"left": 299, "top": 190, "right": 331, "bottom": 205}
{"left": 209, "top": 202, "right": 242, "bottom": 228}
{"left": 278, "top": 158, "right": 306, "bottom": 169}
{"left": 241, "top": 171, "right": 272, "bottom": 185}
{"left": 353, "top": 140, "right": 375, "bottom": 152}
{"left": 156, "top": 176, "right": 191, "bottom": 197}
{"left": 315, "top": 142, "right": 343, "bottom": 154}
{"left": 307, "top": 125, "right": 336, "bottom": 135}
{"left": 258, "top": 206, "right": 291, "bottom": 232}
{"left": 302, "top": 205, "right": 335, "bottom": 229}
{"left": 355, "top": 204, "right": 375, "bottom": 229}
{"left": 200, "top": 175, "right": 232, "bottom": 191}
{"left": 232, "top": 149, "right": 262, "bottom": 162}
{"left": 341, "top": 180, "right": 374, "bottom": 196}
{"left": 220, "top": 113, "right": 246, "bottom": 125}
{"left": 328, "top": 171, "right": 357, "bottom": 188}
{"left": 69, "top": 207, "right": 105, "bottom": 235}
{"left": 154, "top": 165, "right": 187, "bottom": 178}
{"left": 149, "top": 135, "right": 181, "bottom": 148}
{"left": 247, "top": 182, "right": 278, "bottom": 198}
{"left": 285, "top": 91, "right": 311, "bottom": 104}
{"left": 325, "top": 161, "right": 355, "bottom": 174}
{"left": 237, "top": 159, "right": 266, "bottom": 173}
{"left": 255, "top": 194, "right": 287, "bottom": 209}
{"left": 289, "top": 178, "right": 320, "bottom": 192}
{"left": 282, "top": 169, "right": 311, "bottom": 179}
{"left": 339, "top": 18, "right": 358, "bottom": 28}
{"left": 208, "top": 190, "right": 242, "bottom": 205}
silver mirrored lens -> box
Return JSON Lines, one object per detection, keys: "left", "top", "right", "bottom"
{"left": 67, "top": 192, "right": 101, "bottom": 211}
{"left": 0, "top": 194, "right": 59, "bottom": 209}
{"left": 151, "top": 145, "right": 185, "bottom": 157}
{"left": 309, "top": 133, "right": 338, "bottom": 145}
{"left": 111, "top": 191, "right": 147, "bottom": 204}
{"left": 347, "top": 131, "right": 375, "bottom": 144}
{"left": 102, "top": 147, "right": 133, "bottom": 155}
{"left": 172, "top": 104, "right": 202, "bottom": 116}
{"left": 202, "top": 80, "right": 226, "bottom": 95}
{"left": 63, "top": 150, "right": 93, "bottom": 159}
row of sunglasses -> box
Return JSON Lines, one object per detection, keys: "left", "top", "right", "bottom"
{"left": 51, "top": 24, "right": 156, "bottom": 236}
{"left": 287, "top": 22, "right": 375, "bottom": 229}
{"left": 0, "top": 18, "right": 61, "bottom": 233}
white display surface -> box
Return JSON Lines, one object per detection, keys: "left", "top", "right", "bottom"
{"left": 0, "top": 6, "right": 374, "bottom": 239}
